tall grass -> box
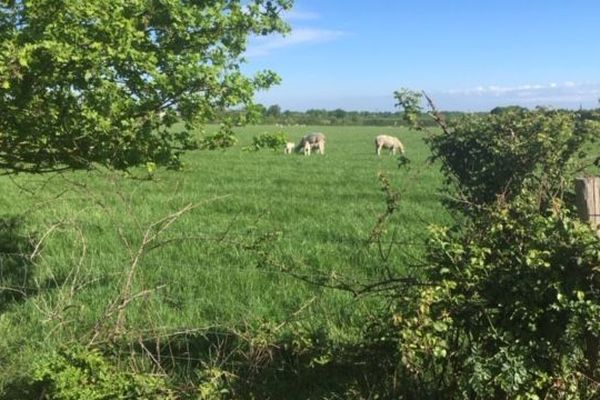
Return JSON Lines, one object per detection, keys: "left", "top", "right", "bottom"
{"left": 0, "top": 125, "right": 450, "bottom": 391}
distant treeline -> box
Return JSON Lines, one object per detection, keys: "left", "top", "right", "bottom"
{"left": 210, "top": 104, "right": 600, "bottom": 127}
{"left": 212, "top": 104, "right": 480, "bottom": 127}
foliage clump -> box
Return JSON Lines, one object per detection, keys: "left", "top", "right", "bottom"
{"left": 392, "top": 90, "right": 600, "bottom": 398}
{"left": 0, "top": 0, "right": 291, "bottom": 172}
{"left": 397, "top": 202, "right": 600, "bottom": 398}
{"left": 29, "top": 346, "right": 174, "bottom": 399}
{"left": 244, "top": 131, "right": 288, "bottom": 151}
{"left": 198, "top": 123, "right": 239, "bottom": 150}
{"left": 427, "top": 108, "right": 597, "bottom": 208}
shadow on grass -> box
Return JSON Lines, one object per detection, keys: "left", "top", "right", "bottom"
{"left": 2, "top": 326, "right": 408, "bottom": 400}
{"left": 128, "top": 326, "right": 402, "bottom": 399}
{"left": 0, "top": 215, "right": 36, "bottom": 312}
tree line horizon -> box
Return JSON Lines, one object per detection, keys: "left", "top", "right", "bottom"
{"left": 215, "top": 103, "right": 600, "bottom": 127}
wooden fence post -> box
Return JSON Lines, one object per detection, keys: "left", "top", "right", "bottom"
{"left": 575, "top": 177, "right": 600, "bottom": 238}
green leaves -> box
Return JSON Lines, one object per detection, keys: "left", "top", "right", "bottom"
{"left": 31, "top": 345, "right": 174, "bottom": 399}
{"left": 243, "top": 131, "right": 288, "bottom": 151}
{"left": 400, "top": 195, "right": 600, "bottom": 397}
{"left": 198, "top": 122, "right": 238, "bottom": 150}
{"left": 426, "top": 108, "right": 598, "bottom": 209}
{"left": 0, "top": 0, "right": 292, "bottom": 172}
{"left": 392, "top": 91, "right": 600, "bottom": 397}
{"left": 393, "top": 88, "right": 424, "bottom": 130}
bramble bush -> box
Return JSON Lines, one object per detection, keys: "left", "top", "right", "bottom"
{"left": 391, "top": 90, "right": 600, "bottom": 398}
{"left": 397, "top": 200, "right": 600, "bottom": 398}
{"left": 243, "top": 131, "right": 288, "bottom": 152}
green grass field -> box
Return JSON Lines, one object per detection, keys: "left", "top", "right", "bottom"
{"left": 0, "top": 124, "right": 451, "bottom": 391}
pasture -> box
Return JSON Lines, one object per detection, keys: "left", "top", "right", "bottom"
{"left": 0, "top": 125, "right": 450, "bottom": 390}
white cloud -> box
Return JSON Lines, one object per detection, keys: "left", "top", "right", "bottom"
{"left": 254, "top": 81, "right": 600, "bottom": 112}
{"left": 246, "top": 28, "right": 347, "bottom": 57}
{"left": 445, "top": 81, "right": 600, "bottom": 97}
{"left": 435, "top": 81, "right": 600, "bottom": 111}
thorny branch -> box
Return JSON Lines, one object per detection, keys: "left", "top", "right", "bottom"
{"left": 422, "top": 90, "right": 451, "bottom": 135}
{"left": 94, "top": 203, "right": 199, "bottom": 342}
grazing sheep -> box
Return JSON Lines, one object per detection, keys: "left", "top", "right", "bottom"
{"left": 296, "top": 132, "right": 326, "bottom": 155}
{"left": 302, "top": 140, "right": 313, "bottom": 156}
{"left": 375, "top": 134, "right": 405, "bottom": 156}
{"left": 284, "top": 142, "right": 295, "bottom": 154}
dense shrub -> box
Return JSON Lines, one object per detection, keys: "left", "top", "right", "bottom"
{"left": 393, "top": 92, "right": 600, "bottom": 398}
{"left": 427, "top": 108, "right": 598, "bottom": 208}
{"left": 244, "top": 131, "right": 288, "bottom": 151}
{"left": 397, "top": 200, "right": 600, "bottom": 398}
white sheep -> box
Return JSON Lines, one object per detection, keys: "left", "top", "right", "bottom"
{"left": 284, "top": 142, "right": 295, "bottom": 154}
{"left": 375, "top": 134, "right": 405, "bottom": 156}
{"left": 296, "top": 132, "right": 326, "bottom": 155}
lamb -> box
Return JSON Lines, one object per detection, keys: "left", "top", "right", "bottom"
{"left": 296, "top": 132, "right": 326, "bottom": 155}
{"left": 284, "top": 142, "right": 295, "bottom": 154}
{"left": 375, "top": 134, "right": 405, "bottom": 156}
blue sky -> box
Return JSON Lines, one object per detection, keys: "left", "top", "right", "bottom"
{"left": 243, "top": 0, "right": 600, "bottom": 111}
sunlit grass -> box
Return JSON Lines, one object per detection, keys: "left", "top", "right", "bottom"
{"left": 0, "top": 124, "right": 450, "bottom": 388}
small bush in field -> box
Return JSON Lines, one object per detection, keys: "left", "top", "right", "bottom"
{"left": 244, "top": 131, "right": 288, "bottom": 151}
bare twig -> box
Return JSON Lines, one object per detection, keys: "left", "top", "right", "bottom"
{"left": 272, "top": 296, "right": 316, "bottom": 331}
{"left": 90, "top": 202, "right": 203, "bottom": 343}
{"left": 422, "top": 90, "right": 451, "bottom": 135}
{"left": 30, "top": 221, "right": 64, "bottom": 261}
